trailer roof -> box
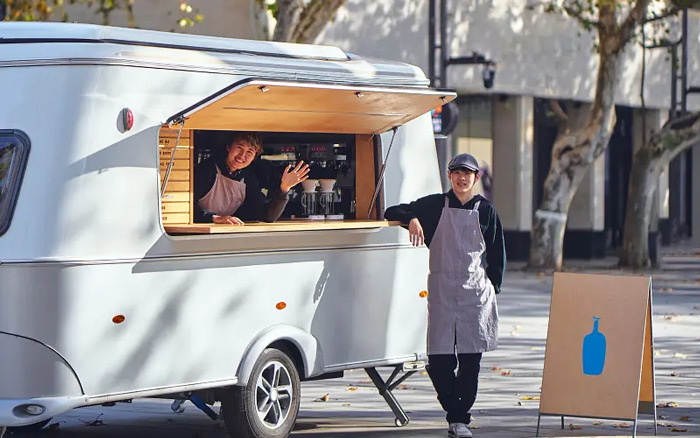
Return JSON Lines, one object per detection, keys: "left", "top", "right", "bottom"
{"left": 0, "top": 23, "right": 429, "bottom": 86}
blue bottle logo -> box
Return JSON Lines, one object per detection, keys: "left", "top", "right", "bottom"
{"left": 582, "top": 316, "right": 606, "bottom": 376}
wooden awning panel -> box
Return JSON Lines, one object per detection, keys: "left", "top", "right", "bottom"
{"left": 168, "top": 80, "right": 456, "bottom": 134}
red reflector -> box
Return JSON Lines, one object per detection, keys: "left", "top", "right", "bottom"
{"left": 120, "top": 108, "right": 134, "bottom": 131}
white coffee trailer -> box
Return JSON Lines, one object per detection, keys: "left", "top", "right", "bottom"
{"left": 0, "top": 22, "right": 455, "bottom": 438}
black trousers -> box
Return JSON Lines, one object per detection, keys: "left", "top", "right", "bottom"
{"left": 427, "top": 353, "right": 482, "bottom": 424}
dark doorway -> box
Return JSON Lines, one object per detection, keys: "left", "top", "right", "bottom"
{"left": 668, "top": 149, "right": 693, "bottom": 240}
{"left": 604, "top": 106, "right": 634, "bottom": 250}
{"left": 532, "top": 98, "right": 559, "bottom": 212}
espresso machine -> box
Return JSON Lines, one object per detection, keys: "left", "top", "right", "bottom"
{"left": 259, "top": 136, "right": 354, "bottom": 220}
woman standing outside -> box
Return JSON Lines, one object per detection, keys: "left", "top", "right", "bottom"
{"left": 384, "top": 153, "right": 505, "bottom": 438}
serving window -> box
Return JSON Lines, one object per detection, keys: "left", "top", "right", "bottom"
{"left": 159, "top": 128, "right": 390, "bottom": 234}
{"left": 158, "top": 79, "right": 455, "bottom": 235}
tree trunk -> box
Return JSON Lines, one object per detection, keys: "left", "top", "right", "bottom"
{"left": 528, "top": 48, "right": 621, "bottom": 270}
{"left": 273, "top": 0, "right": 304, "bottom": 42}
{"left": 619, "top": 146, "right": 661, "bottom": 268}
{"left": 272, "top": 0, "right": 347, "bottom": 43}
{"left": 619, "top": 111, "right": 700, "bottom": 268}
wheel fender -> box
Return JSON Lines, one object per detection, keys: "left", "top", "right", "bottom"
{"left": 236, "top": 325, "right": 324, "bottom": 386}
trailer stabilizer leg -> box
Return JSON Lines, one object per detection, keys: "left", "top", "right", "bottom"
{"left": 365, "top": 366, "right": 416, "bottom": 427}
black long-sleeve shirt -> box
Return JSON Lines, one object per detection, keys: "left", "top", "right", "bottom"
{"left": 384, "top": 191, "right": 506, "bottom": 294}
{"left": 193, "top": 154, "right": 288, "bottom": 223}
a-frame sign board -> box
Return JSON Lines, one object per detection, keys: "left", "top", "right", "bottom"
{"left": 537, "top": 273, "right": 657, "bottom": 438}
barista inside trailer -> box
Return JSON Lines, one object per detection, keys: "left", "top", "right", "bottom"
{"left": 193, "top": 132, "right": 310, "bottom": 224}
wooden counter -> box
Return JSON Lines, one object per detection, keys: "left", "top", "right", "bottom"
{"left": 165, "top": 220, "right": 401, "bottom": 234}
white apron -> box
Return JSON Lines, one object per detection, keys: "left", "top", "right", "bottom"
{"left": 427, "top": 197, "right": 499, "bottom": 354}
{"left": 197, "top": 165, "right": 246, "bottom": 217}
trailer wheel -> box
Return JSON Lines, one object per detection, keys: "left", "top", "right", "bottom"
{"left": 7, "top": 418, "right": 52, "bottom": 434}
{"left": 221, "top": 348, "right": 300, "bottom": 438}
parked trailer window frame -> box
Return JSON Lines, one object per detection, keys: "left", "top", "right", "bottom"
{"left": 0, "top": 130, "right": 30, "bottom": 237}
{"left": 157, "top": 79, "right": 455, "bottom": 235}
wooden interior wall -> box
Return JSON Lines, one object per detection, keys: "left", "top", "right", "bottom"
{"left": 159, "top": 127, "right": 193, "bottom": 225}
{"left": 355, "top": 134, "right": 378, "bottom": 220}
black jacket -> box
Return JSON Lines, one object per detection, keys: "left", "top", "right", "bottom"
{"left": 194, "top": 154, "right": 288, "bottom": 223}
{"left": 384, "top": 191, "right": 506, "bottom": 294}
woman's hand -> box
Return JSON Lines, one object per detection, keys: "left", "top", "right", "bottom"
{"left": 213, "top": 215, "right": 245, "bottom": 225}
{"left": 280, "top": 161, "right": 310, "bottom": 193}
{"left": 408, "top": 218, "right": 425, "bottom": 246}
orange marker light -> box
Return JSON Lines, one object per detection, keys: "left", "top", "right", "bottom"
{"left": 112, "top": 315, "right": 126, "bottom": 324}
{"left": 276, "top": 302, "right": 287, "bottom": 310}
{"left": 419, "top": 291, "right": 428, "bottom": 298}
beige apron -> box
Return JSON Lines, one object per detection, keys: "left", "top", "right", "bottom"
{"left": 427, "top": 197, "right": 498, "bottom": 354}
{"left": 198, "top": 165, "right": 246, "bottom": 217}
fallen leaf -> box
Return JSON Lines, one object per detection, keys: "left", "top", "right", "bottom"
{"left": 492, "top": 366, "right": 502, "bottom": 371}
{"left": 510, "top": 331, "right": 521, "bottom": 337}
{"left": 660, "top": 415, "right": 668, "bottom": 419}
{"left": 613, "top": 422, "right": 631, "bottom": 428}
{"left": 665, "top": 314, "right": 682, "bottom": 321}
{"left": 342, "top": 402, "right": 351, "bottom": 407}
{"left": 660, "top": 287, "right": 674, "bottom": 293}
{"left": 420, "top": 371, "right": 428, "bottom": 376}
{"left": 470, "top": 425, "right": 482, "bottom": 429}
{"left": 398, "top": 384, "right": 411, "bottom": 390}
{"left": 655, "top": 351, "right": 663, "bottom": 357}
{"left": 569, "top": 423, "right": 582, "bottom": 430}
{"left": 313, "top": 394, "right": 330, "bottom": 402}
{"left": 592, "top": 421, "right": 604, "bottom": 425}
{"left": 536, "top": 272, "right": 545, "bottom": 279}
{"left": 674, "top": 353, "right": 688, "bottom": 359}
{"left": 513, "top": 325, "right": 522, "bottom": 331}
{"left": 530, "top": 346, "right": 544, "bottom": 350}
{"left": 346, "top": 386, "right": 358, "bottom": 391}
{"left": 80, "top": 413, "right": 105, "bottom": 427}
{"left": 501, "top": 370, "right": 511, "bottom": 376}
{"left": 358, "top": 379, "right": 372, "bottom": 383}
{"left": 520, "top": 396, "right": 540, "bottom": 400}
{"left": 679, "top": 416, "right": 690, "bottom": 421}
{"left": 658, "top": 402, "right": 679, "bottom": 408}
{"left": 671, "top": 427, "right": 688, "bottom": 432}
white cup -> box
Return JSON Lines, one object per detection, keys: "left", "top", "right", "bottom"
{"left": 301, "top": 179, "right": 318, "bottom": 193}
{"left": 319, "top": 179, "right": 336, "bottom": 192}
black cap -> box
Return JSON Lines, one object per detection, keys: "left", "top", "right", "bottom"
{"left": 448, "top": 153, "right": 480, "bottom": 172}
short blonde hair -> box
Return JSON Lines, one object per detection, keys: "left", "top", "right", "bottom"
{"left": 229, "top": 132, "right": 263, "bottom": 154}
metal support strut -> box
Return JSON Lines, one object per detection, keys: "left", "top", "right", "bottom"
{"left": 365, "top": 365, "right": 418, "bottom": 427}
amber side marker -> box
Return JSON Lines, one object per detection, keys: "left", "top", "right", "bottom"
{"left": 276, "top": 302, "right": 287, "bottom": 310}
{"left": 419, "top": 290, "right": 428, "bottom": 298}
{"left": 112, "top": 315, "right": 126, "bottom": 324}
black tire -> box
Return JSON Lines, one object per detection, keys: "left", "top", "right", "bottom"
{"left": 221, "top": 348, "right": 301, "bottom": 438}
{"left": 7, "top": 418, "right": 51, "bottom": 434}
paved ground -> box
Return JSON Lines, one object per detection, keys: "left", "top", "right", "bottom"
{"left": 5, "top": 243, "right": 699, "bottom": 438}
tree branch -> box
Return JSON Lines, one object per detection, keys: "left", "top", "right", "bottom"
{"left": 290, "top": 0, "right": 347, "bottom": 43}
{"left": 652, "top": 110, "right": 700, "bottom": 160}
{"left": 642, "top": 7, "right": 681, "bottom": 24}
{"left": 561, "top": 3, "right": 600, "bottom": 30}
{"left": 616, "top": 0, "right": 653, "bottom": 51}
